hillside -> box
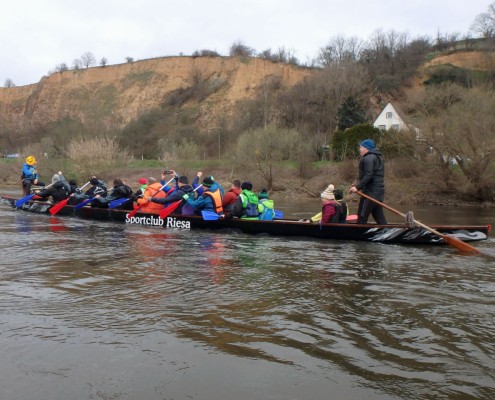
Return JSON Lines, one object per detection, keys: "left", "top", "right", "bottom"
{"left": 0, "top": 56, "right": 312, "bottom": 132}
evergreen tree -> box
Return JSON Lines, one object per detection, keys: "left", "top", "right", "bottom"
{"left": 336, "top": 97, "right": 367, "bottom": 131}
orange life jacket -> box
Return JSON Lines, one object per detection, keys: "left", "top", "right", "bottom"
{"left": 137, "top": 183, "right": 166, "bottom": 213}
{"left": 203, "top": 188, "right": 223, "bottom": 214}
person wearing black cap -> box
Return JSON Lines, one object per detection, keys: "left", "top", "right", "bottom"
{"left": 349, "top": 139, "right": 387, "bottom": 225}
{"left": 224, "top": 181, "right": 259, "bottom": 219}
{"left": 148, "top": 175, "right": 195, "bottom": 215}
{"left": 185, "top": 176, "right": 223, "bottom": 215}
{"left": 70, "top": 177, "right": 107, "bottom": 206}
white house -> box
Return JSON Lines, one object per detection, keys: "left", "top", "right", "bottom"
{"left": 373, "top": 102, "right": 410, "bottom": 131}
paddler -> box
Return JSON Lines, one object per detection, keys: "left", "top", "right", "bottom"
{"left": 35, "top": 172, "right": 69, "bottom": 204}
{"left": 148, "top": 175, "right": 195, "bottom": 215}
{"left": 224, "top": 181, "right": 259, "bottom": 219}
{"left": 185, "top": 176, "right": 223, "bottom": 216}
{"left": 22, "top": 156, "right": 45, "bottom": 196}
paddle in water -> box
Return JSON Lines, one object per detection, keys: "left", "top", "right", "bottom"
{"left": 49, "top": 181, "right": 91, "bottom": 216}
{"left": 352, "top": 188, "right": 483, "bottom": 254}
{"left": 127, "top": 177, "right": 176, "bottom": 218}
{"left": 15, "top": 183, "right": 54, "bottom": 208}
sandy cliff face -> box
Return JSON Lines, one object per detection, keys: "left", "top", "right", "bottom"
{"left": 419, "top": 50, "right": 495, "bottom": 71}
{"left": 0, "top": 57, "right": 312, "bottom": 131}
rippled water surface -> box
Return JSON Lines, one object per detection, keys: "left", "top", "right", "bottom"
{"left": 1, "top": 190, "right": 495, "bottom": 399}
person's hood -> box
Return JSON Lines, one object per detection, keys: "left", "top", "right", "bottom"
{"left": 179, "top": 184, "right": 193, "bottom": 193}
{"left": 241, "top": 189, "right": 258, "bottom": 204}
{"left": 366, "top": 148, "right": 382, "bottom": 157}
{"left": 229, "top": 188, "right": 241, "bottom": 195}
{"left": 23, "top": 163, "right": 33, "bottom": 168}
{"left": 53, "top": 181, "right": 65, "bottom": 189}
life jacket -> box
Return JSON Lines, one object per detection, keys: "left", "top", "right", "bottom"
{"left": 258, "top": 199, "right": 274, "bottom": 221}
{"left": 322, "top": 201, "right": 342, "bottom": 224}
{"left": 203, "top": 188, "right": 223, "bottom": 214}
{"left": 139, "top": 183, "right": 166, "bottom": 213}
{"left": 240, "top": 190, "right": 259, "bottom": 218}
{"left": 336, "top": 200, "right": 348, "bottom": 223}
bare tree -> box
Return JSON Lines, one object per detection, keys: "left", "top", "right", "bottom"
{"left": 100, "top": 57, "right": 108, "bottom": 67}
{"left": 470, "top": 3, "right": 495, "bottom": 38}
{"left": 81, "top": 52, "right": 96, "bottom": 68}
{"left": 55, "top": 63, "right": 69, "bottom": 73}
{"left": 125, "top": 56, "right": 134, "bottom": 63}
{"left": 71, "top": 59, "right": 82, "bottom": 70}
{"left": 229, "top": 40, "right": 255, "bottom": 57}
{"left": 319, "top": 34, "right": 363, "bottom": 67}
{"left": 3, "top": 78, "right": 15, "bottom": 88}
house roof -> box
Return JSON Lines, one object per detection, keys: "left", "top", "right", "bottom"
{"left": 373, "top": 101, "right": 410, "bottom": 125}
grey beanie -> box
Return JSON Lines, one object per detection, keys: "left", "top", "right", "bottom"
{"left": 51, "top": 174, "right": 61, "bottom": 185}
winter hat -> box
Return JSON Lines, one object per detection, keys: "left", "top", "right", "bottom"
{"left": 258, "top": 188, "right": 268, "bottom": 198}
{"left": 90, "top": 178, "right": 99, "bottom": 185}
{"left": 51, "top": 174, "right": 61, "bottom": 185}
{"left": 333, "top": 188, "right": 344, "bottom": 201}
{"left": 321, "top": 184, "right": 335, "bottom": 200}
{"left": 241, "top": 181, "right": 253, "bottom": 191}
{"left": 69, "top": 179, "right": 77, "bottom": 186}
{"left": 360, "top": 139, "right": 375, "bottom": 151}
{"left": 178, "top": 175, "right": 188, "bottom": 184}
{"left": 202, "top": 177, "right": 214, "bottom": 187}
{"left": 139, "top": 178, "right": 147, "bottom": 185}
{"left": 148, "top": 177, "right": 157, "bottom": 184}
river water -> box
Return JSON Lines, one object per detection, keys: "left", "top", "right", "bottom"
{"left": 1, "top": 188, "right": 495, "bottom": 400}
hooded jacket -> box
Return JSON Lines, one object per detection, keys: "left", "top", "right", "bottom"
{"left": 98, "top": 183, "right": 133, "bottom": 204}
{"left": 222, "top": 187, "right": 241, "bottom": 212}
{"left": 22, "top": 163, "right": 38, "bottom": 180}
{"left": 356, "top": 148, "right": 385, "bottom": 195}
{"left": 151, "top": 184, "right": 195, "bottom": 215}
{"left": 37, "top": 181, "right": 68, "bottom": 203}
{"left": 224, "top": 189, "right": 258, "bottom": 219}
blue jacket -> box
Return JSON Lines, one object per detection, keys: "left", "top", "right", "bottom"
{"left": 161, "top": 173, "right": 178, "bottom": 195}
{"left": 192, "top": 176, "right": 224, "bottom": 197}
{"left": 22, "top": 163, "right": 38, "bottom": 180}
{"left": 186, "top": 188, "right": 219, "bottom": 214}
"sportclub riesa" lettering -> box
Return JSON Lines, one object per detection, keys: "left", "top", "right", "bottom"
{"left": 125, "top": 215, "right": 191, "bottom": 229}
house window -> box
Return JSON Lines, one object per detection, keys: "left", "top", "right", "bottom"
{"left": 392, "top": 124, "right": 400, "bottom": 130}
{"left": 379, "top": 125, "right": 386, "bottom": 130}
{"left": 386, "top": 112, "right": 393, "bottom": 118}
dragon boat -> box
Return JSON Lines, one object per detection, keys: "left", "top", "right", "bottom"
{"left": 1, "top": 195, "right": 490, "bottom": 245}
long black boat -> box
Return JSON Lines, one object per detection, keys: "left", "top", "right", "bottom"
{"left": 1, "top": 195, "right": 490, "bottom": 245}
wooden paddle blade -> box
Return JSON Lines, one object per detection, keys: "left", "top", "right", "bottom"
{"left": 159, "top": 201, "right": 180, "bottom": 219}
{"left": 442, "top": 235, "right": 483, "bottom": 254}
{"left": 49, "top": 198, "right": 70, "bottom": 215}
{"left": 127, "top": 202, "right": 146, "bottom": 218}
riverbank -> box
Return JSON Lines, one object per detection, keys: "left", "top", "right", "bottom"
{"left": 2, "top": 158, "right": 493, "bottom": 207}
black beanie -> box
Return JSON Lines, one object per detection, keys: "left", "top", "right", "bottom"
{"left": 69, "top": 179, "right": 77, "bottom": 186}
{"left": 90, "top": 178, "right": 99, "bottom": 185}
{"left": 241, "top": 181, "right": 252, "bottom": 191}
{"left": 178, "top": 175, "right": 188, "bottom": 184}
{"left": 202, "top": 177, "right": 214, "bottom": 187}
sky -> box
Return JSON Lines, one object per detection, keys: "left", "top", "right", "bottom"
{"left": 0, "top": 0, "right": 490, "bottom": 87}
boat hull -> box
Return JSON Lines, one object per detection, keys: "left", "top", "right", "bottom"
{"left": 1, "top": 196, "right": 490, "bottom": 245}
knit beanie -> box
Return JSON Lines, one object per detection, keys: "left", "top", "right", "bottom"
{"left": 360, "top": 139, "right": 375, "bottom": 151}
{"left": 51, "top": 174, "right": 60, "bottom": 185}
{"left": 90, "top": 178, "right": 99, "bottom": 185}
{"left": 321, "top": 184, "right": 335, "bottom": 200}
{"left": 148, "top": 177, "right": 157, "bottom": 184}
{"left": 202, "top": 177, "right": 214, "bottom": 187}
{"left": 241, "top": 181, "right": 252, "bottom": 191}
{"left": 139, "top": 178, "right": 147, "bottom": 185}
{"left": 258, "top": 188, "right": 268, "bottom": 198}
{"left": 69, "top": 179, "right": 77, "bottom": 186}
{"left": 178, "top": 175, "right": 188, "bottom": 184}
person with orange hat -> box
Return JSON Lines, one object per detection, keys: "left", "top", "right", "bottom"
{"left": 22, "top": 156, "right": 45, "bottom": 196}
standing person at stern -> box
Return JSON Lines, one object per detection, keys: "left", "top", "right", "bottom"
{"left": 349, "top": 139, "right": 387, "bottom": 225}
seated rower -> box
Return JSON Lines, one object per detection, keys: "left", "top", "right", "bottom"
{"left": 22, "top": 156, "right": 45, "bottom": 196}
{"left": 257, "top": 188, "right": 275, "bottom": 221}
{"left": 148, "top": 175, "right": 194, "bottom": 215}
{"left": 95, "top": 178, "right": 135, "bottom": 209}
{"left": 333, "top": 188, "right": 349, "bottom": 223}
{"left": 303, "top": 184, "right": 344, "bottom": 224}
{"left": 224, "top": 181, "right": 259, "bottom": 220}
{"left": 185, "top": 176, "right": 223, "bottom": 216}
{"left": 222, "top": 180, "right": 241, "bottom": 213}
{"left": 135, "top": 177, "right": 166, "bottom": 213}
{"left": 35, "top": 172, "right": 69, "bottom": 204}
{"left": 136, "top": 178, "right": 148, "bottom": 197}
{"left": 70, "top": 178, "right": 107, "bottom": 206}
{"left": 192, "top": 173, "right": 224, "bottom": 198}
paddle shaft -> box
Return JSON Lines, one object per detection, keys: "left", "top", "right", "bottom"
{"left": 127, "top": 177, "right": 176, "bottom": 217}
{"left": 159, "top": 184, "right": 202, "bottom": 219}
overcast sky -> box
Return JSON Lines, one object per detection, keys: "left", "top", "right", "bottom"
{"left": 0, "top": 0, "right": 490, "bottom": 87}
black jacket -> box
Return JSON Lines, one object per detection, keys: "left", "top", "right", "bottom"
{"left": 356, "top": 149, "right": 385, "bottom": 194}
{"left": 37, "top": 181, "right": 68, "bottom": 203}
{"left": 112, "top": 184, "right": 134, "bottom": 200}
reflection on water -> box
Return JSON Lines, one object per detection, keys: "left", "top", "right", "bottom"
{"left": 1, "top": 194, "right": 495, "bottom": 399}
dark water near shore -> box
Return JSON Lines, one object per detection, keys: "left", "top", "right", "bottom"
{"left": 1, "top": 189, "right": 495, "bottom": 399}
